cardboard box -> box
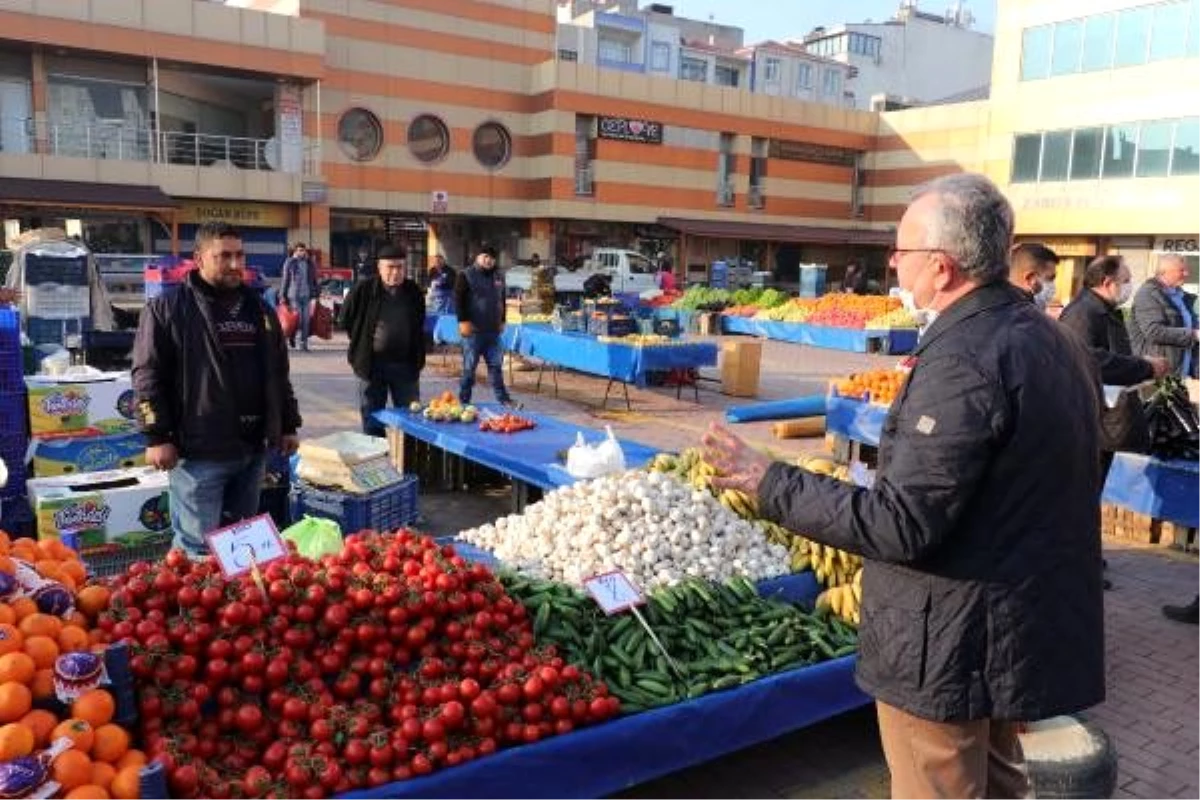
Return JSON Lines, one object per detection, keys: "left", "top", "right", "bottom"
{"left": 29, "top": 466, "right": 171, "bottom": 549}
{"left": 26, "top": 373, "right": 137, "bottom": 436}
{"left": 721, "top": 340, "right": 763, "bottom": 398}
{"left": 31, "top": 431, "right": 147, "bottom": 477}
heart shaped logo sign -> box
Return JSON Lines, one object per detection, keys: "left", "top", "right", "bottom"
{"left": 628, "top": 121, "right": 644, "bottom": 135}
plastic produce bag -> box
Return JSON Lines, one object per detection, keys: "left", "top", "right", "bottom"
{"left": 281, "top": 516, "right": 343, "bottom": 560}
{"left": 277, "top": 303, "right": 299, "bottom": 340}
{"left": 565, "top": 426, "right": 626, "bottom": 479}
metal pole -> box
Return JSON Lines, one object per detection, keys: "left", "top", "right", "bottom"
{"left": 315, "top": 79, "right": 322, "bottom": 168}
{"left": 152, "top": 57, "right": 161, "bottom": 162}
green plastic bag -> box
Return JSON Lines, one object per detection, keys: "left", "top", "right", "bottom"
{"left": 282, "top": 516, "right": 343, "bottom": 560}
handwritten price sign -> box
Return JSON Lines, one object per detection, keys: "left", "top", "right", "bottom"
{"left": 583, "top": 570, "right": 644, "bottom": 616}
{"left": 205, "top": 514, "right": 287, "bottom": 578}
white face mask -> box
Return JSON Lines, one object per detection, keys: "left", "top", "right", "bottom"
{"left": 898, "top": 288, "right": 937, "bottom": 328}
{"left": 1117, "top": 281, "right": 1133, "bottom": 305}
{"left": 1035, "top": 281, "right": 1057, "bottom": 309}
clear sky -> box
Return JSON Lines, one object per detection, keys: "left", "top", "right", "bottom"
{"left": 658, "top": 0, "right": 997, "bottom": 43}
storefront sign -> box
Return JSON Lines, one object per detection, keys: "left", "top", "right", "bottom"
{"left": 597, "top": 116, "right": 663, "bottom": 145}
{"left": 431, "top": 190, "right": 449, "bottom": 214}
{"left": 179, "top": 201, "right": 292, "bottom": 228}
{"left": 275, "top": 83, "right": 304, "bottom": 174}
{"left": 301, "top": 181, "right": 327, "bottom": 203}
{"left": 384, "top": 217, "right": 427, "bottom": 237}
{"left": 1154, "top": 236, "right": 1200, "bottom": 254}
{"left": 1039, "top": 238, "right": 1097, "bottom": 257}
{"left": 768, "top": 139, "right": 858, "bottom": 167}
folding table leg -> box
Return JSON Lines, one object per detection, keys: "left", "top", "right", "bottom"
{"left": 622, "top": 381, "right": 631, "bottom": 412}
{"left": 602, "top": 379, "right": 614, "bottom": 409}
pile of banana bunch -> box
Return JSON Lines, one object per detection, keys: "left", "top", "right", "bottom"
{"left": 816, "top": 566, "right": 862, "bottom": 625}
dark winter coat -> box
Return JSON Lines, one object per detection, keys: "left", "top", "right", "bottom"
{"left": 132, "top": 271, "right": 301, "bottom": 460}
{"left": 1059, "top": 288, "right": 1153, "bottom": 386}
{"left": 454, "top": 265, "right": 506, "bottom": 333}
{"left": 758, "top": 282, "right": 1106, "bottom": 722}
{"left": 1128, "top": 278, "right": 1198, "bottom": 376}
{"left": 280, "top": 256, "right": 318, "bottom": 304}
{"left": 341, "top": 276, "right": 426, "bottom": 381}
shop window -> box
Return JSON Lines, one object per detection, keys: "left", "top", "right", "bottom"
{"left": 407, "top": 114, "right": 450, "bottom": 164}
{"left": 1135, "top": 120, "right": 1173, "bottom": 177}
{"left": 679, "top": 56, "right": 707, "bottom": 82}
{"left": 1021, "top": 25, "right": 1052, "bottom": 80}
{"left": 1070, "top": 127, "right": 1104, "bottom": 180}
{"left": 1081, "top": 13, "right": 1116, "bottom": 71}
{"left": 1114, "top": 6, "right": 1152, "bottom": 67}
{"left": 650, "top": 42, "right": 671, "bottom": 72}
{"left": 472, "top": 122, "right": 512, "bottom": 170}
{"left": 337, "top": 108, "right": 384, "bottom": 162}
{"left": 1051, "top": 19, "right": 1083, "bottom": 75}
{"left": 1011, "top": 134, "right": 1042, "bottom": 182}
{"left": 1171, "top": 118, "right": 1200, "bottom": 175}
{"left": 1041, "top": 130, "right": 1072, "bottom": 181}
{"left": 1102, "top": 123, "right": 1139, "bottom": 178}
{"left": 1150, "top": 1, "right": 1190, "bottom": 61}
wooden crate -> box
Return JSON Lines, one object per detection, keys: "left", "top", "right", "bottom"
{"left": 1101, "top": 504, "right": 1198, "bottom": 549}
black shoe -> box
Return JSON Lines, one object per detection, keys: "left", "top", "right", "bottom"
{"left": 1102, "top": 558, "right": 1108, "bottom": 569}
{"left": 1162, "top": 597, "right": 1199, "bottom": 624}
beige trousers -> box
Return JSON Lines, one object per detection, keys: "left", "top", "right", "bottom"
{"left": 876, "top": 701, "right": 1033, "bottom": 799}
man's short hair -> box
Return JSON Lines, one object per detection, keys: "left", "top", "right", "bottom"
{"left": 479, "top": 245, "right": 498, "bottom": 259}
{"left": 911, "top": 173, "right": 1014, "bottom": 285}
{"left": 376, "top": 245, "right": 406, "bottom": 261}
{"left": 1083, "top": 255, "right": 1125, "bottom": 288}
{"left": 194, "top": 222, "right": 240, "bottom": 252}
{"left": 1012, "top": 242, "right": 1060, "bottom": 271}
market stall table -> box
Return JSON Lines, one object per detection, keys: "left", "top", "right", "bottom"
{"left": 1102, "top": 452, "right": 1199, "bottom": 528}
{"left": 722, "top": 316, "right": 917, "bottom": 355}
{"left": 375, "top": 404, "right": 660, "bottom": 510}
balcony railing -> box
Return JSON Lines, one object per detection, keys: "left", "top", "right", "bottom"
{"left": 0, "top": 116, "right": 313, "bottom": 174}
{"left": 716, "top": 179, "right": 735, "bottom": 207}
{"left": 575, "top": 165, "right": 594, "bottom": 196}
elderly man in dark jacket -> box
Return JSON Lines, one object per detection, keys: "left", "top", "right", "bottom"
{"left": 704, "top": 174, "right": 1105, "bottom": 799}
{"left": 133, "top": 222, "right": 301, "bottom": 556}
{"left": 341, "top": 245, "right": 426, "bottom": 437}
{"left": 1129, "top": 254, "right": 1199, "bottom": 378}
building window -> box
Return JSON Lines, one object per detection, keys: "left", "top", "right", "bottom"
{"left": 714, "top": 65, "right": 739, "bottom": 87}
{"left": 1012, "top": 134, "right": 1043, "bottom": 182}
{"left": 795, "top": 63, "right": 813, "bottom": 90}
{"left": 1172, "top": 118, "right": 1200, "bottom": 175}
{"left": 1136, "top": 119, "right": 1174, "bottom": 177}
{"left": 1102, "top": 123, "right": 1139, "bottom": 178}
{"left": 558, "top": 49, "right": 578, "bottom": 62}
{"left": 406, "top": 114, "right": 449, "bottom": 163}
{"left": 338, "top": 107, "right": 384, "bottom": 162}
{"left": 1040, "top": 130, "right": 1072, "bottom": 181}
{"left": 822, "top": 68, "right": 842, "bottom": 96}
{"left": 763, "top": 57, "right": 781, "bottom": 83}
{"left": 472, "top": 122, "right": 512, "bottom": 170}
{"left": 598, "top": 38, "right": 632, "bottom": 64}
{"left": 1021, "top": 25, "right": 1053, "bottom": 79}
{"left": 1070, "top": 127, "right": 1104, "bottom": 179}
{"left": 1051, "top": 19, "right": 1083, "bottom": 75}
{"left": 1114, "top": 6, "right": 1152, "bottom": 67}
{"left": 651, "top": 41, "right": 671, "bottom": 72}
{"left": 680, "top": 56, "right": 707, "bottom": 82}
{"left": 1150, "top": 1, "right": 1189, "bottom": 61}
{"left": 1081, "top": 13, "right": 1115, "bottom": 71}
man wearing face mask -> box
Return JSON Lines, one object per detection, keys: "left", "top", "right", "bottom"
{"left": 1129, "top": 254, "right": 1200, "bottom": 379}
{"left": 455, "top": 245, "right": 519, "bottom": 407}
{"left": 702, "top": 173, "right": 1105, "bottom": 799}
{"left": 1009, "top": 243, "right": 1060, "bottom": 311}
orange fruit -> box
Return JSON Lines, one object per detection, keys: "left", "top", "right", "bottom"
{"left": 30, "top": 668, "right": 54, "bottom": 701}
{"left": 8, "top": 597, "right": 35, "bottom": 621}
{"left": 115, "top": 750, "right": 146, "bottom": 771}
{"left": 63, "top": 610, "right": 90, "bottom": 630}
{"left": 51, "top": 718, "right": 94, "bottom": 754}
{"left": 0, "top": 722, "right": 33, "bottom": 759}
{"left": 18, "top": 613, "right": 61, "bottom": 639}
{"left": 90, "top": 761, "right": 117, "bottom": 790}
{"left": 0, "top": 682, "right": 32, "bottom": 723}
{"left": 0, "top": 624, "right": 23, "bottom": 656}
{"left": 76, "top": 586, "right": 111, "bottom": 619}
{"left": 58, "top": 625, "right": 90, "bottom": 653}
{"left": 0, "top": 605, "right": 14, "bottom": 626}
{"left": 34, "top": 560, "right": 65, "bottom": 582}
{"left": 0, "top": 652, "right": 34, "bottom": 685}
{"left": 110, "top": 765, "right": 141, "bottom": 799}
{"left": 67, "top": 786, "right": 110, "bottom": 800}
{"left": 23, "top": 635, "right": 58, "bottom": 669}
{"left": 91, "top": 724, "right": 130, "bottom": 764}
{"left": 61, "top": 559, "right": 87, "bottom": 585}
{"left": 88, "top": 629, "right": 109, "bottom": 647}
{"left": 52, "top": 749, "right": 93, "bottom": 791}
{"left": 20, "top": 708, "right": 57, "bottom": 747}
{"left": 0, "top": 557, "right": 13, "bottom": 576}
{"left": 73, "top": 690, "right": 116, "bottom": 729}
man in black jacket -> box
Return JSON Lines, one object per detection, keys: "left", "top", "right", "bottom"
{"left": 1129, "top": 254, "right": 1199, "bottom": 378}
{"left": 704, "top": 173, "right": 1105, "bottom": 798}
{"left": 1009, "top": 242, "right": 1059, "bottom": 310}
{"left": 133, "top": 222, "right": 301, "bottom": 556}
{"left": 455, "top": 245, "right": 517, "bottom": 407}
{"left": 341, "top": 245, "right": 426, "bottom": 437}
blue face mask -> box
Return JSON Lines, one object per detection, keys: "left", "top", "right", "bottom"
{"left": 1035, "top": 280, "right": 1057, "bottom": 309}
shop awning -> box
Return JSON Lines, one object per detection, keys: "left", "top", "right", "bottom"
{"left": 0, "top": 178, "right": 178, "bottom": 211}
{"left": 657, "top": 217, "right": 894, "bottom": 246}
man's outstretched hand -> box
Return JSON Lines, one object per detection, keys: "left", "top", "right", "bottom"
{"left": 702, "top": 423, "right": 771, "bottom": 497}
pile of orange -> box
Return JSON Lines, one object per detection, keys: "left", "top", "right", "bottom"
{"left": 0, "top": 533, "right": 138, "bottom": 799}
{"left": 834, "top": 369, "right": 908, "bottom": 406}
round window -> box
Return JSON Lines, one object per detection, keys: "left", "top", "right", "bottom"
{"left": 407, "top": 115, "right": 450, "bottom": 163}
{"left": 472, "top": 122, "right": 512, "bottom": 170}
{"left": 336, "top": 108, "right": 384, "bottom": 162}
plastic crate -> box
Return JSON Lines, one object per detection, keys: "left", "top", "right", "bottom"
{"left": 24, "top": 254, "right": 88, "bottom": 286}
{"left": 290, "top": 475, "right": 419, "bottom": 534}
{"left": 26, "top": 316, "right": 90, "bottom": 346}
{"left": 0, "top": 392, "right": 26, "bottom": 435}
{"left": 588, "top": 316, "right": 638, "bottom": 337}
{"left": 0, "top": 495, "right": 32, "bottom": 537}
{"left": 25, "top": 284, "right": 90, "bottom": 320}
{"left": 61, "top": 530, "right": 174, "bottom": 578}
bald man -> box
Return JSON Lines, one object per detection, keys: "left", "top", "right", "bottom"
{"left": 1129, "top": 254, "right": 1199, "bottom": 378}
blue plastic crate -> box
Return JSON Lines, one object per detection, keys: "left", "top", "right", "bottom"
{"left": 24, "top": 253, "right": 88, "bottom": 286}
{"left": 26, "top": 316, "right": 90, "bottom": 346}
{"left": 0, "top": 308, "right": 18, "bottom": 331}
{"left": 290, "top": 475, "right": 419, "bottom": 534}
{"left": 0, "top": 392, "right": 26, "bottom": 435}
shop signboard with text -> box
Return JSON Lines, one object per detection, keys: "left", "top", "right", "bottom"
{"left": 597, "top": 116, "right": 663, "bottom": 145}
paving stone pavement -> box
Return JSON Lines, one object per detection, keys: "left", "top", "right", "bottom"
{"left": 290, "top": 333, "right": 1199, "bottom": 798}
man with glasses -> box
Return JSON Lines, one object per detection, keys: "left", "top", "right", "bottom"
{"left": 132, "top": 222, "right": 301, "bottom": 556}
{"left": 704, "top": 173, "right": 1105, "bottom": 798}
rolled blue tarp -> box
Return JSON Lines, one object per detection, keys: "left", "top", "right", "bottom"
{"left": 725, "top": 395, "right": 827, "bottom": 424}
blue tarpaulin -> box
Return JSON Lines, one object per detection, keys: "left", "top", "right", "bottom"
{"left": 725, "top": 395, "right": 828, "bottom": 424}
{"left": 374, "top": 404, "right": 661, "bottom": 490}
{"left": 1102, "top": 453, "right": 1199, "bottom": 528}
{"left": 430, "top": 314, "right": 521, "bottom": 348}
{"left": 513, "top": 326, "right": 718, "bottom": 388}
{"left": 721, "top": 316, "right": 918, "bottom": 354}
{"left": 824, "top": 394, "right": 887, "bottom": 447}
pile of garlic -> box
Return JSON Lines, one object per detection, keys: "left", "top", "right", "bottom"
{"left": 458, "top": 470, "right": 790, "bottom": 589}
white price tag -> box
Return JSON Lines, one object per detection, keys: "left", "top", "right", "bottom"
{"left": 849, "top": 461, "right": 876, "bottom": 489}
{"left": 583, "top": 570, "right": 645, "bottom": 616}
{"left": 205, "top": 514, "right": 287, "bottom": 578}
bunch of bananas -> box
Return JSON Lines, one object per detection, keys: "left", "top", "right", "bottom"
{"left": 647, "top": 448, "right": 718, "bottom": 491}
{"left": 816, "top": 567, "right": 863, "bottom": 625}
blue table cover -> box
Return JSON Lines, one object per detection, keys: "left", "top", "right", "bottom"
{"left": 430, "top": 314, "right": 522, "bottom": 348}
{"left": 721, "top": 316, "right": 917, "bottom": 354}
{"left": 1102, "top": 453, "right": 1199, "bottom": 528}
{"left": 513, "top": 326, "right": 718, "bottom": 388}
{"left": 825, "top": 394, "right": 887, "bottom": 447}
{"left": 375, "top": 404, "right": 661, "bottom": 490}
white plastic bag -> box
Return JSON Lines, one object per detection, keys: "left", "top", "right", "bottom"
{"left": 565, "top": 427, "right": 627, "bottom": 479}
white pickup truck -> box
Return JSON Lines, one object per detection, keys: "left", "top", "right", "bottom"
{"left": 505, "top": 249, "right": 661, "bottom": 297}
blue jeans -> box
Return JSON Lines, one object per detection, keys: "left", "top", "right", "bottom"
{"left": 169, "top": 452, "right": 267, "bottom": 556}
{"left": 288, "top": 299, "right": 311, "bottom": 348}
{"left": 459, "top": 332, "right": 510, "bottom": 404}
{"left": 360, "top": 361, "right": 420, "bottom": 437}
